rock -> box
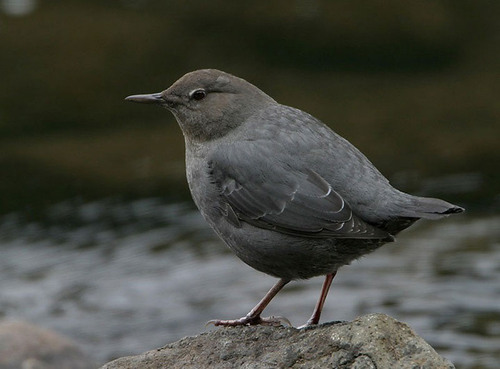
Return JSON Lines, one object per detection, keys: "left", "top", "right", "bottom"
{"left": 0, "top": 320, "right": 95, "bottom": 369}
{"left": 100, "top": 313, "right": 454, "bottom": 369}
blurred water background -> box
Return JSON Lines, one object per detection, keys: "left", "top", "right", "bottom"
{"left": 0, "top": 1, "right": 499, "bottom": 367}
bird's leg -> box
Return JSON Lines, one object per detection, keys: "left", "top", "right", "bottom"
{"left": 207, "top": 278, "right": 291, "bottom": 327}
{"left": 300, "top": 272, "right": 337, "bottom": 328}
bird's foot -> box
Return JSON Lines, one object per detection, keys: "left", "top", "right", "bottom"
{"left": 297, "top": 317, "right": 319, "bottom": 329}
{"left": 206, "top": 315, "right": 291, "bottom": 327}
{"left": 297, "top": 322, "right": 316, "bottom": 329}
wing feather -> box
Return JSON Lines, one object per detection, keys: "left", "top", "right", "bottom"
{"left": 209, "top": 148, "right": 392, "bottom": 240}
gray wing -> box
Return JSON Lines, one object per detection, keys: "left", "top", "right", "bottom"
{"left": 209, "top": 150, "right": 392, "bottom": 240}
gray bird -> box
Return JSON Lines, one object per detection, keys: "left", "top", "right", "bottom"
{"left": 125, "top": 69, "right": 464, "bottom": 327}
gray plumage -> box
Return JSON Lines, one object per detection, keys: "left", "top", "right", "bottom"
{"left": 126, "top": 69, "right": 463, "bottom": 325}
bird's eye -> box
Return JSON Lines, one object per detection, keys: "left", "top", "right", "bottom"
{"left": 190, "top": 89, "right": 207, "bottom": 101}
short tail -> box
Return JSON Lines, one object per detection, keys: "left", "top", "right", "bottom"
{"left": 400, "top": 196, "right": 464, "bottom": 220}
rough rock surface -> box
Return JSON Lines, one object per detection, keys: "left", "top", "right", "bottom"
{"left": 101, "top": 313, "right": 454, "bottom": 369}
{"left": 0, "top": 320, "right": 95, "bottom": 369}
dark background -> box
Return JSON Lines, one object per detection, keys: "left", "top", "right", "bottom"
{"left": 1, "top": 0, "right": 498, "bottom": 217}
{"left": 0, "top": 1, "right": 499, "bottom": 367}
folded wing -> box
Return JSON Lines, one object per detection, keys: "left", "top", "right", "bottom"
{"left": 209, "top": 148, "right": 392, "bottom": 240}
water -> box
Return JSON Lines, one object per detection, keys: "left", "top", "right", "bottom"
{"left": 0, "top": 197, "right": 498, "bottom": 368}
{"left": 1, "top": 2, "right": 498, "bottom": 367}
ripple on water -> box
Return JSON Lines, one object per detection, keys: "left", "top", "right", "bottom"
{"left": 0, "top": 198, "right": 498, "bottom": 367}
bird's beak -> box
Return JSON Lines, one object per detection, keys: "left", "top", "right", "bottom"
{"left": 125, "top": 92, "right": 164, "bottom": 104}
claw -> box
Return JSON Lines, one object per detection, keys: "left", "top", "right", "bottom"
{"left": 297, "top": 322, "right": 315, "bottom": 329}
{"left": 205, "top": 319, "right": 218, "bottom": 327}
{"left": 266, "top": 315, "right": 292, "bottom": 327}
{"left": 206, "top": 315, "right": 292, "bottom": 327}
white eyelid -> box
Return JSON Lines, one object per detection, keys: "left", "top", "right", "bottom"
{"left": 189, "top": 88, "right": 206, "bottom": 97}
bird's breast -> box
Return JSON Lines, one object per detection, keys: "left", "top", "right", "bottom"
{"left": 185, "top": 147, "right": 222, "bottom": 223}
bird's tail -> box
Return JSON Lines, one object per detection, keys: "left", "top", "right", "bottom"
{"left": 400, "top": 195, "right": 464, "bottom": 220}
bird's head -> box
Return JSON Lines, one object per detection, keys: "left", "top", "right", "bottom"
{"left": 126, "top": 69, "right": 275, "bottom": 142}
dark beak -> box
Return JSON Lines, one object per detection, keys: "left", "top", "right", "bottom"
{"left": 125, "top": 93, "right": 164, "bottom": 104}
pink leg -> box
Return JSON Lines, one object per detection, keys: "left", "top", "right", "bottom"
{"left": 301, "top": 272, "right": 337, "bottom": 327}
{"left": 207, "top": 278, "right": 291, "bottom": 327}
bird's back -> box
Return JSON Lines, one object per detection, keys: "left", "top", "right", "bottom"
{"left": 233, "top": 103, "right": 463, "bottom": 234}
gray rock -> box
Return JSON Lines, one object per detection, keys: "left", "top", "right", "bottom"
{"left": 0, "top": 320, "right": 95, "bottom": 369}
{"left": 100, "top": 314, "right": 454, "bottom": 369}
